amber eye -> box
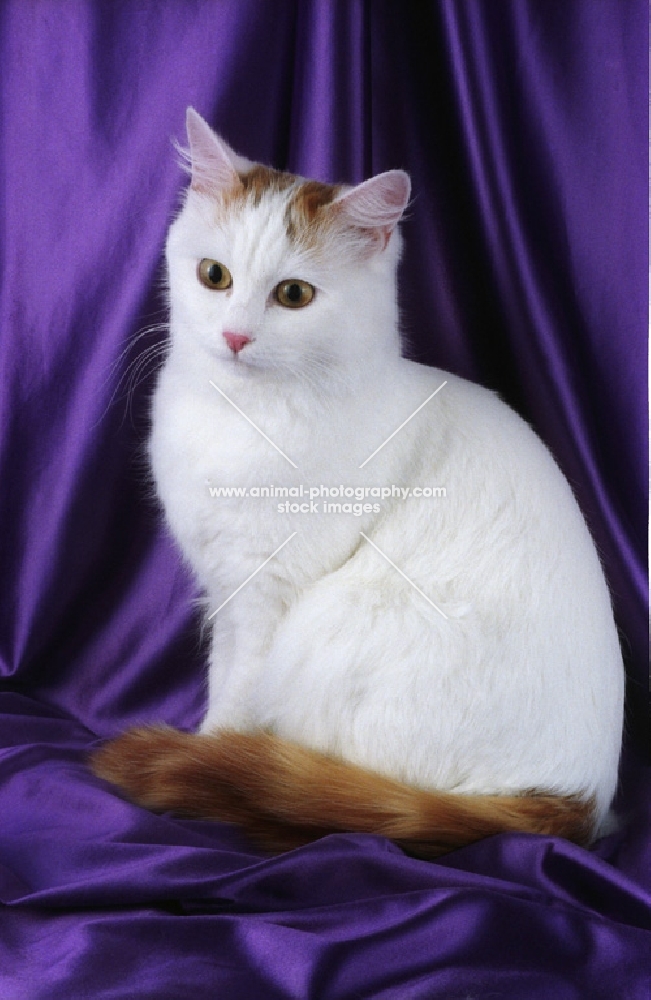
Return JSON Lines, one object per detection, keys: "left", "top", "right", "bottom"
{"left": 198, "top": 259, "right": 232, "bottom": 290}
{"left": 275, "top": 279, "right": 315, "bottom": 309}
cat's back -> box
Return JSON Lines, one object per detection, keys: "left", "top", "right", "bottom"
{"left": 380, "top": 359, "right": 619, "bottom": 664}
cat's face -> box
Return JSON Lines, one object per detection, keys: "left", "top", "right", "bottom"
{"left": 165, "top": 109, "right": 411, "bottom": 384}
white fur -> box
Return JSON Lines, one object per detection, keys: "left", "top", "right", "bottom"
{"left": 150, "top": 112, "right": 624, "bottom": 833}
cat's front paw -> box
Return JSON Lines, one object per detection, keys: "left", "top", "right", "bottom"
{"left": 197, "top": 703, "right": 250, "bottom": 735}
{"left": 197, "top": 714, "right": 219, "bottom": 736}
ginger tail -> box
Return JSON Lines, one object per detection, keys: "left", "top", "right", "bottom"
{"left": 89, "top": 727, "right": 596, "bottom": 859}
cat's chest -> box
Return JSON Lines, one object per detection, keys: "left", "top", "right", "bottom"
{"left": 148, "top": 374, "right": 401, "bottom": 589}
{"left": 150, "top": 371, "right": 410, "bottom": 490}
{"left": 152, "top": 392, "right": 280, "bottom": 503}
{"left": 152, "top": 390, "right": 357, "bottom": 488}
{"left": 148, "top": 363, "right": 454, "bottom": 584}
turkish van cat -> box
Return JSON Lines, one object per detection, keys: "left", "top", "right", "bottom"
{"left": 91, "top": 109, "right": 624, "bottom": 858}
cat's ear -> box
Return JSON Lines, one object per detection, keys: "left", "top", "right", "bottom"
{"left": 184, "top": 108, "right": 253, "bottom": 196}
{"left": 332, "top": 170, "right": 411, "bottom": 250}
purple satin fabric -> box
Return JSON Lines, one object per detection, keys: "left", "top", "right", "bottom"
{"left": 0, "top": 1, "right": 648, "bottom": 997}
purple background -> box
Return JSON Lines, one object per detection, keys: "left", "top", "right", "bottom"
{"left": 0, "top": 1, "right": 648, "bottom": 996}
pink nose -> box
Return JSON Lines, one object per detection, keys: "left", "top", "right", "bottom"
{"left": 223, "top": 331, "right": 252, "bottom": 354}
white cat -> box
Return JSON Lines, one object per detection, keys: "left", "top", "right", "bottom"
{"left": 92, "top": 109, "right": 624, "bottom": 857}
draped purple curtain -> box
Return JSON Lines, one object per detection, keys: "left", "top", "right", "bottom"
{"left": 0, "top": 1, "right": 648, "bottom": 996}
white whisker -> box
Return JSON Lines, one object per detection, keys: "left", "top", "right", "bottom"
{"left": 93, "top": 321, "right": 169, "bottom": 429}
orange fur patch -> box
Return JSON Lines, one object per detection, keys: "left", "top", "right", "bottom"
{"left": 238, "top": 164, "right": 296, "bottom": 204}
{"left": 90, "top": 728, "right": 596, "bottom": 859}
{"left": 213, "top": 163, "right": 341, "bottom": 248}
{"left": 285, "top": 180, "right": 341, "bottom": 246}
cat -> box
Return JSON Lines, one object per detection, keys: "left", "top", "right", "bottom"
{"left": 91, "top": 108, "right": 624, "bottom": 859}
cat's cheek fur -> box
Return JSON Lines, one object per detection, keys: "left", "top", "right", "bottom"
{"left": 91, "top": 111, "right": 624, "bottom": 857}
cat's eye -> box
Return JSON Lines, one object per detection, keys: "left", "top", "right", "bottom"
{"left": 198, "top": 259, "right": 233, "bottom": 290}
{"left": 275, "top": 279, "right": 315, "bottom": 309}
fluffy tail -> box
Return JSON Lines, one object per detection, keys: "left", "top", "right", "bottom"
{"left": 90, "top": 727, "right": 595, "bottom": 858}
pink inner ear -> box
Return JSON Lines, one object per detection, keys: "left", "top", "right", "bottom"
{"left": 185, "top": 108, "right": 241, "bottom": 195}
{"left": 334, "top": 170, "right": 411, "bottom": 233}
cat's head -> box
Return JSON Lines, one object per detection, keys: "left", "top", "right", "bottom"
{"left": 165, "top": 108, "right": 411, "bottom": 386}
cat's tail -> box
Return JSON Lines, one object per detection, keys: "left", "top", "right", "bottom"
{"left": 90, "top": 727, "right": 595, "bottom": 858}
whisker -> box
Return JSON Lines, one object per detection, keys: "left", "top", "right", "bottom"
{"left": 100, "top": 322, "right": 168, "bottom": 390}
{"left": 93, "top": 322, "right": 169, "bottom": 430}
